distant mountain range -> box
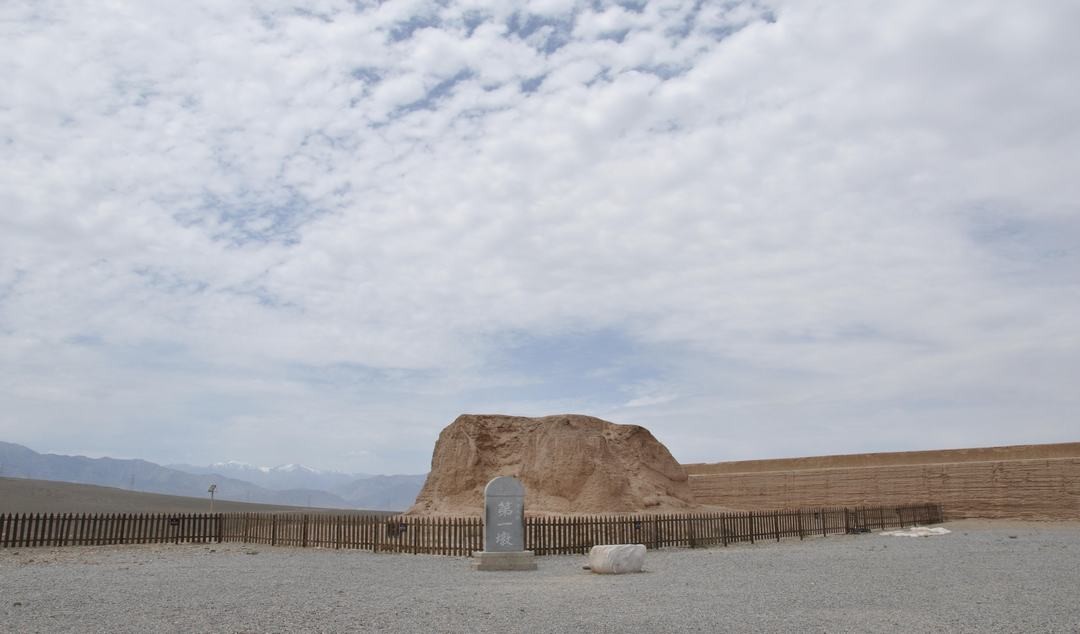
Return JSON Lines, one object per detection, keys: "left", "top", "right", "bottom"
{"left": 0, "top": 442, "right": 426, "bottom": 511}
{"left": 166, "top": 460, "right": 369, "bottom": 493}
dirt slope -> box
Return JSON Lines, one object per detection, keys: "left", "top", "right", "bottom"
{"left": 0, "top": 477, "right": 390, "bottom": 515}
{"left": 408, "top": 414, "right": 699, "bottom": 515}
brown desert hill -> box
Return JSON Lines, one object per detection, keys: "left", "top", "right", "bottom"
{"left": 407, "top": 414, "right": 700, "bottom": 515}
{"left": 0, "top": 477, "right": 392, "bottom": 515}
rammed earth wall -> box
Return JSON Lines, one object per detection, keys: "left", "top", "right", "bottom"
{"left": 684, "top": 443, "right": 1080, "bottom": 520}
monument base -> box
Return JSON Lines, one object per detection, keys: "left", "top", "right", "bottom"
{"left": 471, "top": 550, "right": 538, "bottom": 571}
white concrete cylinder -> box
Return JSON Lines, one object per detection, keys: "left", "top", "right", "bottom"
{"left": 588, "top": 544, "right": 646, "bottom": 574}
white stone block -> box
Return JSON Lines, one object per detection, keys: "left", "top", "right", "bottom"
{"left": 588, "top": 544, "right": 646, "bottom": 574}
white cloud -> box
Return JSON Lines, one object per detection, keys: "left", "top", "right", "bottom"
{"left": 1, "top": 0, "right": 1077, "bottom": 473}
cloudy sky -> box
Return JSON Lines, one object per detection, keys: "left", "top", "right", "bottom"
{"left": 2, "top": 0, "right": 1078, "bottom": 474}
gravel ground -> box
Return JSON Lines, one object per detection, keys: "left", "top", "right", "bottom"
{"left": 1, "top": 521, "right": 1077, "bottom": 633}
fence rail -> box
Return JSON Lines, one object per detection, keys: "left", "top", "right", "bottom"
{"left": 0, "top": 513, "right": 220, "bottom": 548}
{"left": 219, "top": 513, "right": 483, "bottom": 556}
{"left": 1, "top": 503, "right": 942, "bottom": 555}
{"left": 525, "top": 503, "right": 942, "bottom": 555}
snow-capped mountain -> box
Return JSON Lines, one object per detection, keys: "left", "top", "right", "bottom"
{"left": 207, "top": 460, "right": 271, "bottom": 474}
{"left": 170, "top": 461, "right": 366, "bottom": 492}
{"left": 272, "top": 463, "right": 324, "bottom": 474}
{"left": 2, "top": 442, "right": 354, "bottom": 509}
{"left": 168, "top": 460, "right": 426, "bottom": 511}
{"left": 1, "top": 441, "right": 424, "bottom": 511}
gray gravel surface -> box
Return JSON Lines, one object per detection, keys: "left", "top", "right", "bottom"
{"left": 1, "top": 521, "right": 1077, "bottom": 633}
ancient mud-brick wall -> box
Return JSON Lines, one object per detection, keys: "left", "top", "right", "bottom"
{"left": 683, "top": 443, "right": 1080, "bottom": 520}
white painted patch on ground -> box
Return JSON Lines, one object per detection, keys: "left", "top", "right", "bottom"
{"left": 880, "top": 527, "right": 952, "bottom": 537}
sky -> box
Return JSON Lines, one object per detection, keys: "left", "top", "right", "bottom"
{"left": 2, "top": 0, "right": 1078, "bottom": 475}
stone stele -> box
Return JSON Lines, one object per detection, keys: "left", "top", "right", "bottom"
{"left": 472, "top": 476, "right": 537, "bottom": 571}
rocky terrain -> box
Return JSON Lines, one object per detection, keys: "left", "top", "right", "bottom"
{"left": 409, "top": 414, "right": 700, "bottom": 515}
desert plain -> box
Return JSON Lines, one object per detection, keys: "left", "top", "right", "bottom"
{"left": 2, "top": 519, "right": 1078, "bottom": 633}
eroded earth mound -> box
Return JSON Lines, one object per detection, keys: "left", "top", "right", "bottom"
{"left": 408, "top": 414, "right": 700, "bottom": 515}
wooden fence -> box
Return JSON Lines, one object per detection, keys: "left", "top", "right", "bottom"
{"left": 1, "top": 503, "right": 942, "bottom": 555}
{"left": 219, "top": 513, "right": 482, "bottom": 556}
{"left": 0, "top": 513, "right": 221, "bottom": 548}
{"left": 526, "top": 503, "right": 941, "bottom": 555}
